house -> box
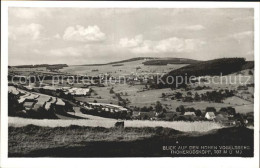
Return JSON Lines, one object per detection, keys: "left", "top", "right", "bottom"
{"left": 184, "top": 112, "right": 196, "bottom": 116}
{"left": 205, "top": 112, "right": 216, "bottom": 120}
{"left": 66, "top": 88, "right": 90, "bottom": 96}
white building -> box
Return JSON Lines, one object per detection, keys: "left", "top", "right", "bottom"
{"left": 205, "top": 112, "right": 216, "bottom": 120}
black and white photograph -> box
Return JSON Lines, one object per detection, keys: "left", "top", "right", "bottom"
{"left": 1, "top": 1, "right": 259, "bottom": 168}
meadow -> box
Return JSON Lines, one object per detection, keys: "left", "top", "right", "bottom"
{"left": 9, "top": 117, "right": 222, "bottom": 132}
{"left": 60, "top": 60, "right": 187, "bottom": 76}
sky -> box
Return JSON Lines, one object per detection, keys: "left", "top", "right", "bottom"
{"left": 8, "top": 8, "right": 254, "bottom": 65}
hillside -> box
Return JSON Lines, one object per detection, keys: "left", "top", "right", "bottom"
{"left": 81, "top": 57, "right": 155, "bottom": 66}
{"left": 11, "top": 64, "right": 68, "bottom": 70}
{"left": 9, "top": 125, "right": 253, "bottom": 157}
{"left": 142, "top": 58, "right": 200, "bottom": 65}
{"left": 81, "top": 57, "right": 199, "bottom": 66}
{"left": 157, "top": 58, "right": 250, "bottom": 88}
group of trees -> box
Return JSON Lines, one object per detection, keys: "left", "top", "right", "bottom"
{"left": 80, "top": 107, "right": 131, "bottom": 120}
{"left": 171, "top": 90, "right": 234, "bottom": 103}
{"left": 199, "top": 90, "right": 234, "bottom": 103}
{"left": 176, "top": 105, "right": 202, "bottom": 116}
{"left": 157, "top": 58, "right": 247, "bottom": 88}
{"left": 8, "top": 93, "right": 23, "bottom": 116}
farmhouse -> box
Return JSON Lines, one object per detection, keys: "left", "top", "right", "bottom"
{"left": 64, "top": 88, "right": 90, "bottom": 96}
{"left": 205, "top": 112, "right": 216, "bottom": 120}
{"left": 184, "top": 112, "right": 196, "bottom": 116}
{"left": 88, "top": 103, "right": 129, "bottom": 113}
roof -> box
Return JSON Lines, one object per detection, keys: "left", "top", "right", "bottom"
{"left": 184, "top": 112, "right": 196, "bottom": 116}
{"left": 214, "top": 114, "right": 229, "bottom": 122}
{"left": 89, "top": 103, "right": 128, "bottom": 111}
{"left": 206, "top": 112, "right": 215, "bottom": 117}
{"left": 68, "top": 88, "right": 90, "bottom": 95}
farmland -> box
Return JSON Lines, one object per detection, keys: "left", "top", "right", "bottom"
{"left": 7, "top": 57, "right": 255, "bottom": 158}
{"left": 9, "top": 117, "right": 223, "bottom": 132}
{"left": 60, "top": 59, "right": 188, "bottom": 77}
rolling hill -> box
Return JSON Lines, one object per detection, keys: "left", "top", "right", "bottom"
{"left": 81, "top": 57, "right": 200, "bottom": 66}
{"left": 156, "top": 58, "right": 252, "bottom": 88}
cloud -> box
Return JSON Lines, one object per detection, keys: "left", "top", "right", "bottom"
{"left": 120, "top": 35, "right": 205, "bottom": 54}
{"left": 53, "top": 34, "right": 61, "bottom": 39}
{"left": 49, "top": 47, "right": 82, "bottom": 57}
{"left": 9, "top": 23, "right": 43, "bottom": 40}
{"left": 184, "top": 25, "right": 205, "bottom": 31}
{"left": 217, "top": 31, "right": 253, "bottom": 42}
{"left": 231, "top": 31, "right": 253, "bottom": 41}
{"left": 119, "top": 35, "right": 143, "bottom": 48}
{"left": 232, "top": 16, "right": 254, "bottom": 22}
{"left": 63, "top": 25, "right": 106, "bottom": 42}
{"left": 151, "top": 24, "right": 205, "bottom": 35}
{"left": 9, "top": 8, "right": 51, "bottom": 19}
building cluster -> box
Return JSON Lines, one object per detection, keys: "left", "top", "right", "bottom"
{"left": 80, "top": 102, "right": 129, "bottom": 113}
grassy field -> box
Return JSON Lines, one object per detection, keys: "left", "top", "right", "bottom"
{"left": 60, "top": 60, "right": 187, "bottom": 76}
{"left": 8, "top": 117, "right": 222, "bottom": 132}
{"left": 8, "top": 125, "right": 254, "bottom": 157}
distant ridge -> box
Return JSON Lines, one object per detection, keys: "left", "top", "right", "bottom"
{"left": 81, "top": 57, "right": 200, "bottom": 66}
{"left": 156, "top": 57, "right": 251, "bottom": 88}
{"left": 10, "top": 64, "right": 68, "bottom": 69}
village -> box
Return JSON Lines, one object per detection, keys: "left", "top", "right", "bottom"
{"left": 8, "top": 74, "right": 253, "bottom": 127}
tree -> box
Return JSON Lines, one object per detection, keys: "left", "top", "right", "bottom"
{"left": 141, "top": 106, "right": 148, "bottom": 112}
{"left": 155, "top": 101, "right": 163, "bottom": 112}
{"left": 8, "top": 93, "right": 22, "bottom": 116}
{"left": 195, "top": 109, "right": 202, "bottom": 116}
{"left": 109, "top": 87, "right": 114, "bottom": 94}
{"left": 175, "top": 92, "right": 182, "bottom": 99}
{"left": 206, "top": 107, "right": 216, "bottom": 112}
{"left": 186, "top": 107, "right": 195, "bottom": 112}
{"left": 162, "top": 93, "right": 166, "bottom": 98}
{"left": 176, "top": 105, "right": 185, "bottom": 113}
{"left": 227, "top": 107, "right": 236, "bottom": 116}
{"left": 194, "top": 92, "right": 200, "bottom": 101}
{"left": 157, "top": 112, "right": 166, "bottom": 119}
{"left": 162, "top": 108, "right": 167, "bottom": 113}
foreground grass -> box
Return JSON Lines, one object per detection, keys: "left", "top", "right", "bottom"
{"left": 9, "top": 125, "right": 253, "bottom": 157}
